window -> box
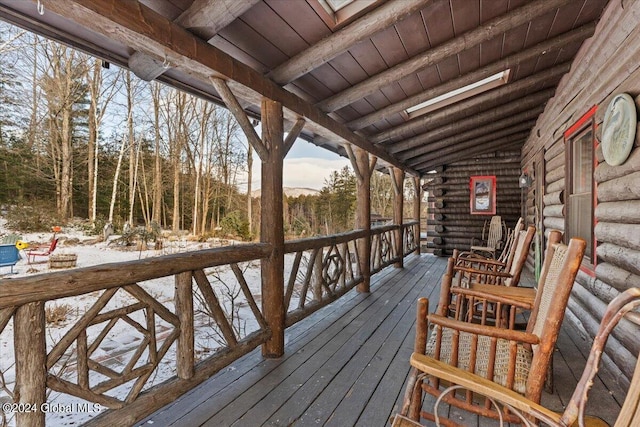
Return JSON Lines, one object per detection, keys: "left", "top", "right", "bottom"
{"left": 565, "top": 106, "right": 597, "bottom": 265}
{"left": 404, "top": 70, "right": 510, "bottom": 119}
{"left": 311, "top": 0, "right": 381, "bottom": 29}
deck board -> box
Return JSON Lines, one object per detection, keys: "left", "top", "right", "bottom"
{"left": 139, "top": 254, "right": 623, "bottom": 427}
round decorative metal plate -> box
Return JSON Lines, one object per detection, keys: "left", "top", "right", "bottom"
{"left": 602, "top": 93, "right": 637, "bottom": 166}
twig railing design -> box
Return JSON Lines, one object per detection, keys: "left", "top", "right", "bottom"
{"left": 0, "top": 223, "right": 418, "bottom": 426}
{"left": 0, "top": 244, "right": 271, "bottom": 427}
{"left": 403, "top": 221, "right": 420, "bottom": 256}
{"left": 284, "top": 229, "right": 366, "bottom": 326}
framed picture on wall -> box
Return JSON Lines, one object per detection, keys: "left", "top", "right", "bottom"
{"left": 470, "top": 175, "right": 496, "bottom": 215}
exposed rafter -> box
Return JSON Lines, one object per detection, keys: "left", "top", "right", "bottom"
{"left": 267, "top": 0, "right": 432, "bottom": 85}
{"left": 387, "top": 103, "right": 548, "bottom": 156}
{"left": 43, "top": 0, "right": 416, "bottom": 175}
{"left": 406, "top": 122, "right": 537, "bottom": 166}
{"left": 346, "top": 23, "right": 596, "bottom": 131}
{"left": 414, "top": 137, "right": 526, "bottom": 172}
{"left": 316, "top": 0, "right": 575, "bottom": 113}
{"left": 397, "top": 113, "right": 540, "bottom": 161}
{"left": 175, "top": 0, "right": 260, "bottom": 40}
{"left": 373, "top": 63, "right": 569, "bottom": 145}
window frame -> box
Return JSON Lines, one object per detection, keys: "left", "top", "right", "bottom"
{"left": 564, "top": 105, "right": 598, "bottom": 272}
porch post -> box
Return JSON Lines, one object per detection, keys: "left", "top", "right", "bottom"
{"left": 348, "top": 146, "right": 376, "bottom": 293}
{"left": 413, "top": 176, "right": 421, "bottom": 255}
{"left": 389, "top": 167, "right": 405, "bottom": 268}
{"left": 209, "top": 78, "right": 286, "bottom": 357}
{"left": 260, "top": 97, "right": 285, "bottom": 357}
{"left": 14, "top": 302, "right": 46, "bottom": 427}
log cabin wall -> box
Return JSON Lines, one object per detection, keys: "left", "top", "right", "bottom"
{"left": 521, "top": 0, "right": 640, "bottom": 389}
{"left": 424, "top": 150, "right": 521, "bottom": 257}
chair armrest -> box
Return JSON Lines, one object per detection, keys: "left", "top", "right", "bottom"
{"left": 452, "top": 284, "right": 535, "bottom": 310}
{"left": 454, "top": 265, "right": 513, "bottom": 278}
{"left": 409, "top": 353, "right": 562, "bottom": 425}
{"left": 456, "top": 254, "right": 506, "bottom": 268}
{"left": 427, "top": 314, "right": 540, "bottom": 344}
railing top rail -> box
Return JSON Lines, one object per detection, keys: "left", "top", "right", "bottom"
{"left": 371, "top": 224, "right": 398, "bottom": 234}
{"left": 0, "top": 243, "right": 271, "bottom": 309}
{"left": 284, "top": 229, "right": 367, "bottom": 253}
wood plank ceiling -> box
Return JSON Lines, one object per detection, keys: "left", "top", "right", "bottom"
{"left": 0, "top": 0, "right": 609, "bottom": 176}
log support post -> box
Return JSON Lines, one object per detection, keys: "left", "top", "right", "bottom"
{"left": 210, "top": 78, "right": 285, "bottom": 357}
{"left": 260, "top": 97, "right": 285, "bottom": 357}
{"left": 347, "top": 145, "right": 376, "bottom": 293}
{"left": 14, "top": 302, "right": 46, "bottom": 427}
{"left": 175, "top": 271, "right": 194, "bottom": 379}
{"left": 413, "top": 176, "right": 422, "bottom": 255}
{"left": 389, "top": 167, "right": 405, "bottom": 268}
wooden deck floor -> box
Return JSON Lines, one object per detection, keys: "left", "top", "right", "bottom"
{"left": 140, "top": 254, "right": 625, "bottom": 427}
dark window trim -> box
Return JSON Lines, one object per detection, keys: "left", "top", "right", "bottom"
{"left": 564, "top": 105, "right": 598, "bottom": 274}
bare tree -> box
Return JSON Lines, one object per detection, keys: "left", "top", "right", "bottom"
{"left": 86, "top": 59, "right": 122, "bottom": 224}
{"left": 40, "top": 42, "right": 89, "bottom": 218}
{"left": 150, "top": 82, "right": 164, "bottom": 226}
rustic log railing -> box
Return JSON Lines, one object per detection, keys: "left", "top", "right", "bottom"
{"left": 371, "top": 224, "right": 401, "bottom": 274}
{"left": 403, "top": 220, "right": 420, "bottom": 256}
{"left": 284, "top": 229, "right": 366, "bottom": 327}
{"left": 0, "top": 244, "right": 272, "bottom": 427}
{"left": 0, "top": 223, "right": 419, "bottom": 426}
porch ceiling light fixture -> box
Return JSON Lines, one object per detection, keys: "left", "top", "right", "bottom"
{"left": 128, "top": 51, "right": 170, "bottom": 82}
{"left": 405, "top": 70, "right": 510, "bottom": 118}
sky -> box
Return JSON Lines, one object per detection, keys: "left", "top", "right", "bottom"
{"left": 240, "top": 130, "right": 351, "bottom": 192}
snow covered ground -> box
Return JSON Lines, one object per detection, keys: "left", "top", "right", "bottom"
{"left": 0, "top": 220, "right": 280, "bottom": 426}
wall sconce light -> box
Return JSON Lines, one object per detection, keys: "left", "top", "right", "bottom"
{"left": 519, "top": 172, "right": 532, "bottom": 188}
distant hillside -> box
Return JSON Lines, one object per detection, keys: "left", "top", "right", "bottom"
{"left": 251, "top": 187, "right": 320, "bottom": 198}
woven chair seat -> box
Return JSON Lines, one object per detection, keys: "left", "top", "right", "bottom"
{"left": 426, "top": 326, "right": 532, "bottom": 394}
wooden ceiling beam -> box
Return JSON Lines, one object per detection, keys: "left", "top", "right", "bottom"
{"left": 44, "top": 0, "right": 416, "bottom": 175}
{"left": 316, "top": 0, "right": 575, "bottom": 113}
{"left": 267, "top": 0, "right": 432, "bottom": 85}
{"left": 387, "top": 102, "right": 546, "bottom": 156}
{"left": 347, "top": 23, "right": 596, "bottom": 131}
{"left": 405, "top": 122, "right": 536, "bottom": 165}
{"left": 373, "top": 62, "right": 569, "bottom": 145}
{"left": 413, "top": 137, "right": 527, "bottom": 172}
{"left": 175, "top": 0, "right": 260, "bottom": 40}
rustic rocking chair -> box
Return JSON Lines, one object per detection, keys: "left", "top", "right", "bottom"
{"left": 453, "top": 224, "right": 535, "bottom": 289}
{"left": 469, "top": 215, "right": 503, "bottom": 258}
{"left": 400, "top": 236, "right": 586, "bottom": 425}
{"left": 395, "top": 286, "right": 640, "bottom": 427}
{"left": 456, "top": 217, "right": 524, "bottom": 272}
{"left": 449, "top": 230, "right": 562, "bottom": 331}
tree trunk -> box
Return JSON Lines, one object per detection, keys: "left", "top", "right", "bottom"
{"left": 152, "top": 82, "right": 163, "bottom": 226}
{"left": 127, "top": 71, "right": 136, "bottom": 226}
{"left": 87, "top": 59, "right": 100, "bottom": 223}
{"left": 247, "top": 143, "right": 253, "bottom": 236}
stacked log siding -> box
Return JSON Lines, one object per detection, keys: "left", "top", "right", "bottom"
{"left": 424, "top": 150, "right": 521, "bottom": 257}
{"left": 521, "top": 0, "right": 640, "bottom": 388}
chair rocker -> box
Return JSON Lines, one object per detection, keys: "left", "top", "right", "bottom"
{"left": 399, "top": 286, "right": 640, "bottom": 427}
{"left": 401, "top": 236, "right": 586, "bottom": 426}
